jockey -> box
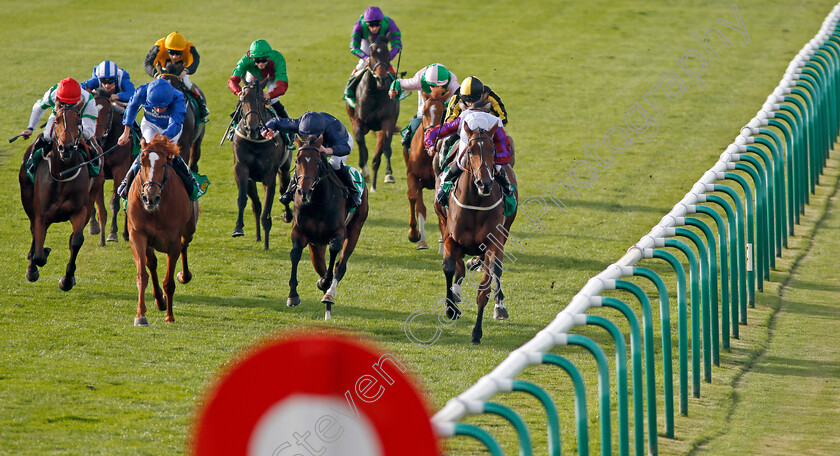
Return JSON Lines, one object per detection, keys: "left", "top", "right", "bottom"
{"left": 344, "top": 6, "right": 402, "bottom": 107}
{"left": 20, "top": 78, "right": 99, "bottom": 159}
{"left": 263, "top": 111, "right": 362, "bottom": 209}
{"left": 80, "top": 60, "right": 135, "bottom": 113}
{"left": 424, "top": 109, "right": 514, "bottom": 207}
{"left": 144, "top": 31, "right": 210, "bottom": 120}
{"left": 116, "top": 79, "right": 200, "bottom": 200}
{"left": 227, "top": 39, "right": 294, "bottom": 149}
{"left": 388, "top": 63, "right": 459, "bottom": 150}
{"left": 444, "top": 76, "right": 508, "bottom": 124}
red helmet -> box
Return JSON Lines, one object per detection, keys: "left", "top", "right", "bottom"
{"left": 56, "top": 78, "right": 81, "bottom": 104}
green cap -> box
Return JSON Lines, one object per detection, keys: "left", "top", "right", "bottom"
{"left": 249, "top": 40, "right": 272, "bottom": 58}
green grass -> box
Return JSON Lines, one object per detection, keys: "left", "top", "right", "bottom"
{"left": 0, "top": 0, "right": 838, "bottom": 454}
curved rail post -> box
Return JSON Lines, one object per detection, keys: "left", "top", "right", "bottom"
{"left": 483, "top": 402, "right": 533, "bottom": 456}
{"left": 453, "top": 423, "right": 505, "bottom": 456}
{"left": 543, "top": 353, "right": 589, "bottom": 456}
{"left": 722, "top": 174, "right": 756, "bottom": 308}
{"left": 511, "top": 380, "right": 563, "bottom": 456}
{"left": 584, "top": 315, "right": 630, "bottom": 456}
{"left": 564, "top": 334, "right": 612, "bottom": 456}
{"left": 670, "top": 228, "right": 712, "bottom": 381}
{"left": 699, "top": 194, "right": 742, "bottom": 337}
{"left": 693, "top": 205, "right": 731, "bottom": 350}
{"left": 682, "top": 217, "right": 721, "bottom": 366}
{"left": 708, "top": 184, "right": 749, "bottom": 319}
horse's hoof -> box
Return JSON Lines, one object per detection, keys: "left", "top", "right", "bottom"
{"left": 123, "top": 232, "right": 130, "bottom": 242}
{"left": 316, "top": 278, "right": 330, "bottom": 292}
{"left": 177, "top": 271, "right": 192, "bottom": 284}
{"left": 466, "top": 257, "right": 482, "bottom": 271}
{"left": 446, "top": 305, "right": 462, "bottom": 321}
{"left": 322, "top": 293, "right": 335, "bottom": 304}
{"left": 89, "top": 223, "right": 100, "bottom": 235}
{"left": 370, "top": 186, "right": 377, "bottom": 193}
{"left": 134, "top": 317, "right": 149, "bottom": 327}
{"left": 408, "top": 230, "right": 421, "bottom": 243}
{"left": 156, "top": 296, "right": 167, "bottom": 311}
{"left": 35, "top": 247, "right": 51, "bottom": 267}
{"left": 384, "top": 174, "right": 395, "bottom": 183}
{"left": 106, "top": 233, "right": 119, "bottom": 242}
{"left": 281, "top": 211, "right": 293, "bottom": 224}
{"left": 232, "top": 228, "right": 244, "bottom": 237}
{"left": 494, "top": 307, "right": 509, "bottom": 320}
{"left": 416, "top": 241, "right": 429, "bottom": 250}
{"left": 471, "top": 339, "right": 482, "bottom": 345}
{"left": 287, "top": 296, "right": 301, "bottom": 307}
{"left": 58, "top": 276, "right": 76, "bottom": 292}
{"left": 26, "top": 268, "right": 39, "bottom": 283}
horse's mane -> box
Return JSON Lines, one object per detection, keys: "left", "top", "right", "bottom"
{"left": 163, "top": 61, "right": 184, "bottom": 76}
{"left": 146, "top": 134, "right": 181, "bottom": 159}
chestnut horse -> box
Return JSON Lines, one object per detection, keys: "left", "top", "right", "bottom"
{"left": 286, "top": 135, "right": 369, "bottom": 320}
{"left": 437, "top": 123, "right": 518, "bottom": 345}
{"left": 19, "top": 104, "right": 100, "bottom": 290}
{"left": 231, "top": 78, "right": 292, "bottom": 248}
{"left": 126, "top": 135, "right": 199, "bottom": 326}
{"left": 157, "top": 62, "right": 206, "bottom": 172}
{"left": 345, "top": 35, "right": 399, "bottom": 191}
{"left": 88, "top": 92, "right": 133, "bottom": 245}
{"left": 404, "top": 86, "right": 449, "bottom": 249}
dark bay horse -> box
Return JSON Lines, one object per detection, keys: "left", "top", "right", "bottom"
{"left": 19, "top": 104, "right": 99, "bottom": 290}
{"left": 157, "top": 62, "right": 206, "bottom": 171}
{"left": 438, "top": 123, "right": 518, "bottom": 345}
{"left": 231, "top": 78, "right": 292, "bottom": 248}
{"left": 88, "top": 92, "right": 133, "bottom": 245}
{"left": 286, "top": 135, "right": 369, "bottom": 320}
{"left": 405, "top": 86, "right": 449, "bottom": 250}
{"left": 345, "top": 35, "right": 399, "bottom": 191}
{"left": 126, "top": 135, "right": 199, "bottom": 326}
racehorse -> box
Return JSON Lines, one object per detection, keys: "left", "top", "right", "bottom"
{"left": 126, "top": 134, "right": 199, "bottom": 326}
{"left": 157, "top": 62, "right": 206, "bottom": 172}
{"left": 437, "top": 123, "right": 518, "bottom": 345}
{"left": 231, "top": 78, "right": 292, "bottom": 249}
{"left": 345, "top": 35, "right": 399, "bottom": 191}
{"left": 19, "top": 104, "right": 99, "bottom": 290}
{"left": 88, "top": 92, "right": 133, "bottom": 245}
{"left": 404, "top": 85, "right": 448, "bottom": 250}
{"left": 286, "top": 134, "right": 369, "bottom": 320}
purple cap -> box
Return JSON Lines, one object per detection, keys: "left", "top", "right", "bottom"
{"left": 364, "top": 6, "right": 384, "bottom": 22}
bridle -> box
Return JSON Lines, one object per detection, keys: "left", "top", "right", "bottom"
{"left": 294, "top": 144, "right": 324, "bottom": 189}
{"left": 45, "top": 104, "right": 83, "bottom": 181}
{"left": 94, "top": 94, "right": 115, "bottom": 146}
{"left": 237, "top": 81, "right": 271, "bottom": 142}
{"left": 465, "top": 134, "right": 495, "bottom": 179}
{"left": 139, "top": 149, "right": 170, "bottom": 201}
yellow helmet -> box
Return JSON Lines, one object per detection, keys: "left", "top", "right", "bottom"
{"left": 164, "top": 32, "right": 187, "bottom": 51}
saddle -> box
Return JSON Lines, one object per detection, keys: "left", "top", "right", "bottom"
{"left": 25, "top": 140, "right": 100, "bottom": 183}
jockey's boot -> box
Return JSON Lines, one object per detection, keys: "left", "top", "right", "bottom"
{"left": 495, "top": 166, "right": 515, "bottom": 197}
{"left": 270, "top": 102, "right": 295, "bottom": 151}
{"left": 279, "top": 177, "right": 296, "bottom": 205}
{"left": 343, "top": 72, "right": 361, "bottom": 108}
{"left": 190, "top": 85, "right": 210, "bottom": 121}
{"left": 131, "top": 122, "right": 143, "bottom": 141}
{"left": 30, "top": 133, "right": 52, "bottom": 155}
{"left": 335, "top": 164, "right": 361, "bottom": 208}
{"left": 27, "top": 134, "right": 53, "bottom": 174}
{"left": 117, "top": 156, "right": 141, "bottom": 199}
{"left": 435, "top": 166, "right": 462, "bottom": 206}
{"left": 172, "top": 156, "right": 201, "bottom": 200}
{"left": 401, "top": 116, "right": 421, "bottom": 149}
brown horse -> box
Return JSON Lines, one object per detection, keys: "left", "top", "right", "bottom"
{"left": 126, "top": 134, "right": 199, "bottom": 326}
{"left": 286, "top": 135, "right": 369, "bottom": 320}
{"left": 345, "top": 35, "right": 399, "bottom": 191}
{"left": 88, "top": 92, "right": 133, "bottom": 245}
{"left": 231, "top": 78, "right": 292, "bottom": 248}
{"left": 19, "top": 104, "right": 99, "bottom": 290}
{"left": 404, "top": 86, "right": 449, "bottom": 249}
{"left": 157, "top": 62, "right": 206, "bottom": 171}
{"left": 437, "top": 123, "right": 518, "bottom": 345}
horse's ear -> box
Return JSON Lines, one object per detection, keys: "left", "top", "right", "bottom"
{"left": 489, "top": 124, "right": 498, "bottom": 136}
{"left": 463, "top": 122, "right": 473, "bottom": 136}
{"left": 294, "top": 135, "right": 302, "bottom": 148}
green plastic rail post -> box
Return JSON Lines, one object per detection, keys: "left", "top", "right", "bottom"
{"left": 735, "top": 157, "right": 770, "bottom": 282}
{"left": 511, "top": 380, "right": 562, "bottom": 456}
{"left": 454, "top": 423, "right": 505, "bottom": 456}
{"left": 710, "top": 184, "right": 750, "bottom": 319}
{"left": 483, "top": 402, "right": 532, "bottom": 456}
{"left": 585, "top": 315, "right": 629, "bottom": 456}
{"left": 662, "top": 238, "right": 702, "bottom": 396}
{"left": 565, "top": 334, "right": 612, "bottom": 456}
{"left": 614, "top": 280, "right": 659, "bottom": 455}
{"left": 766, "top": 115, "right": 795, "bottom": 239}
{"left": 631, "top": 267, "right": 675, "bottom": 438}
{"left": 682, "top": 218, "right": 720, "bottom": 366}
{"left": 671, "top": 228, "right": 712, "bottom": 382}
{"left": 694, "top": 205, "right": 731, "bottom": 350}
{"left": 722, "top": 174, "right": 756, "bottom": 309}
{"left": 543, "top": 353, "right": 589, "bottom": 456}
{"left": 700, "top": 194, "right": 742, "bottom": 337}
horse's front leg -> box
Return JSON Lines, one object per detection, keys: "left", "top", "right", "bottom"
{"left": 278, "top": 162, "right": 293, "bottom": 223}
{"left": 178, "top": 202, "right": 197, "bottom": 285}
{"left": 146, "top": 247, "right": 166, "bottom": 312}
{"left": 261, "top": 177, "right": 277, "bottom": 251}
{"left": 406, "top": 173, "right": 421, "bottom": 243}
{"left": 321, "top": 232, "right": 346, "bottom": 320}
{"left": 247, "top": 180, "right": 262, "bottom": 243}
{"left": 89, "top": 176, "right": 106, "bottom": 246}
{"left": 371, "top": 131, "right": 385, "bottom": 191}
{"left": 162, "top": 247, "right": 180, "bottom": 323}
{"left": 472, "top": 249, "right": 500, "bottom": 345}
{"left": 287, "top": 233, "right": 306, "bottom": 307}
{"left": 488, "top": 249, "right": 509, "bottom": 320}
{"left": 108, "top": 164, "right": 129, "bottom": 242}
{"left": 130, "top": 233, "right": 150, "bottom": 326}
{"left": 59, "top": 209, "right": 87, "bottom": 291}
{"left": 380, "top": 125, "right": 395, "bottom": 183}
{"left": 442, "top": 237, "right": 463, "bottom": 322}
{"left": 26, "top": 216, "right": 49, "bottom": 282}
{"left": 232, "top": 164, "right": 249, "bottom": 238}
{"left": 354, "top": 124, "right": 371, "bottom": 188}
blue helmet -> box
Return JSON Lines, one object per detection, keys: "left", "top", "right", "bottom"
{"left": 298, "top": 112, "right": 326, "bottom": 136}
{"left": 146, "top": 79, "right": 174, "bottom": 108}
{"left": 94, "top": 60, "right": 118, "bottom": 80}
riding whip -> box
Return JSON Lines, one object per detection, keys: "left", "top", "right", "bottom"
{"left": 8, "top": 133, "right": 26, "bottom": 143}
{"left": 59, "top": 142, "right": 122, "bottom": 177}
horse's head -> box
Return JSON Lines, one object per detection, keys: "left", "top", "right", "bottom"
{"left": 463, "top": 123, "right": 496, "bottom": 197}
{"left": 422, "top": 86, "right": 449, "bottom": 128}
{"left": 239, "top": 78, "right": 269, "bottom": 140}
{"left": 138, "top": 134, "right": 179, "bottom": 211}
{"left": 157, "top": 62, "right": 186, "bottom": 92}
{"left": 52, "top": 103, "right": 83, "bottom": 163}
{"left": 368, "top": 36, "right": 392, "bottom": 89}
{"left": 294, "top": 134, "right": 325, "bottom": 206}
{"left": 93, "top": 94, "right": 114, "bottom": 146}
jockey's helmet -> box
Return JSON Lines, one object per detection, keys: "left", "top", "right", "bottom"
{"left": 364, "top": 6, "right": 384, "bottom": 23}
{"left": 56, "top": 78, "right": 81, "bottom": 104}
{"left": 164, "top": 32, "right": 187, "bottom": 51}
{"left": 298, "top": 112, "right": 326, "bottom": 136}
{"left": 95, "top": 61, "right": 118, "bottom": 81}
{"left": 420, "top": 63, "right": 452, "bottom": 94}
{"left": 146, "top": 79, "right": 174, "bottom": 108}
{"left": 249, "top": 40, "right": 272, "bottom": 59}
{"left": 459, "top": 76, "right": 485, "bottom": 103}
